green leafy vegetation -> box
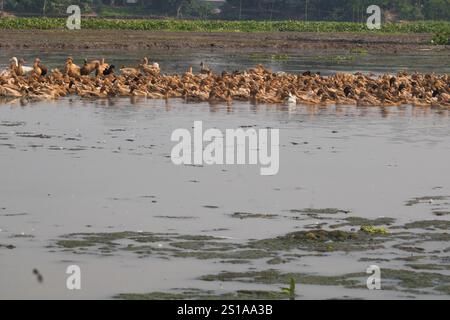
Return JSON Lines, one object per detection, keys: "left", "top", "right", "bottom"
{"left": 280, "top": 277, "right": 296, "bottom": 300}
{"left": 432, "top": 30, "right": 450, "bottom": 45}
{"left": 0, "top": 17, "right": 449, "bottom": 34}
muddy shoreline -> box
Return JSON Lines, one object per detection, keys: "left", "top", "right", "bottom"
{"left": 0, "top": 29, "right": 448, "bottom": 52}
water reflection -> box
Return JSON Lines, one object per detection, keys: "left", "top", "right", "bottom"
{"left": 1, "top": 96, "right": 449, "bottom": 120}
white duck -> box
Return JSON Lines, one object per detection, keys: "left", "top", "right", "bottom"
{"left": 287, "top": 92, "right": 297, "bottom": 104}
{"left": 10, "top": 57, "right": 33, "bottom": 76}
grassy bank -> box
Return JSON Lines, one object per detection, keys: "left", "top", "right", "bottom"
{"left": 0, "top": 17, "right": 449, "bottom": 34}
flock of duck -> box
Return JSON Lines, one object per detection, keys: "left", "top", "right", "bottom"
{"left": 0, "top": 56, "right": 449, "bottom": 108}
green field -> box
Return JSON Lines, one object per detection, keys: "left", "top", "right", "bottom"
{"left": 0, "top": 17, "right": 449, "bottom": 35}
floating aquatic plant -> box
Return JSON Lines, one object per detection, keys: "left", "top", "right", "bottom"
{"left": 360, "top": 225, "right": 389, "bottom": 235}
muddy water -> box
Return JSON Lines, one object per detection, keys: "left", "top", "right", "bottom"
{"left": 1, "top": 51, "right": 450, "bottom": 300}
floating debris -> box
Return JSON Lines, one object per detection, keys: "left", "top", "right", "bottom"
{"left": 32, "top": 269, "right": 44, "bottom": 283}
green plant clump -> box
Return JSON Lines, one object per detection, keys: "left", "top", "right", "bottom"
{"left": 360, "top": 225, "right": 389, "bottom": 235}
{"left": 431, "top": 31, "right": 450, "bottom": 45}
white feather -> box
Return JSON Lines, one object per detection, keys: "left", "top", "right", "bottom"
{"left": 287, "top": 93, "right": 297, "bottom": 104}
{"left": 22, "top": 66, "right": 33, "bottom": 74}
{"left": 10, "top": 57, "right": 18, "bottom": 67}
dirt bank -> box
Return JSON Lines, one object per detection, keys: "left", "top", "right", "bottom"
{"left": 0, "top": 29, "right": 447, "bottom": 53}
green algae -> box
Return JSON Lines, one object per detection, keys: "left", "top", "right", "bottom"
{"left": 203, "top": 205, "right": 220, "bottom": 209}
{"left": 200, "top": 269, "right": 363, "bottom": 288}
{"left": 289, "top": 208, "right": 350, "bottom": 220}
{"left": 169, "top": 241, "right": 235, "bottom": 251}
{"left": 220, "top": 259, "right": 251, "bottom": 264}
{"left": 52, "top": 216, "right": 449, "bottom": 283}
{"left": 405, "top": 196, "right": 448, "bottom": 206}
{"left": 176, "top": 235, "right": 222, "bottom": 241}
{"left": 115, "top": 288, "right": 290, "bottom": 300}
{"left": 10, "top": 234, "right": 35, "bottom": 238}
{"left": 55, "top": 232, "right": 224, "bottom": 251}
{"left": 154, "top": 215, "right": 198, "bottom": 219}
{"left": 433, "top": 211, "right": 450, "bottom": 216}
{"left": 331, "top": 217, "right": 395, "bottom": 228}
{"left": 381, "top": 269, "right": 450, "bottom": 290}
{"left": 394, "top": 255, "right": 426, "bottom": 262}
{"left": 199, "top": 268, "right": 450, "bottom": 295}
{"left": 403, "top": 220, "right": 450, "bottom": 230}
{"left": 267, "top": 257, "right": 287, "bottom": 265}
{"left": 56, "top": 231, "right": 172, "bottom": 250}
{"left": 249, "top": 229, "right": 386, "bottom": 252}
{"left": 54, "top": 231, "right": 270, "bottom": 262}
{"left": 290, "top": 208, "right": 350, "bottom": 215}
{"left": 360, "top": 226, "right": 389, "bottom": 235}
{"left": 393, "top": 244, "right": 425, "bottom": 253}
{"left": 406, "top": 264, "right": 450, "bottom": 271}
{"left": 0, "top": 244, "right": 15, "bottom": 249}
{"left": 304, "top": 222, "right": 328, "bottom": 229}
{"left": 231, "top": 212, "right": 278, "bottom": 219}
{"left": 436, "top": 285, "right": 450, "bottom": 295}
{"left": 173, "top": 249, "right": 271, "bottom": 261}
{"left": 56, "top": 240, "right": 98, "bottom": 249}
{"left": 51, "top": 211, "right": 450, "bottom": 298}
{"left": 359, "top": 257, "right": 391, "bottom": 262}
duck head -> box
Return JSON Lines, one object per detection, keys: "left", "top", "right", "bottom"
{"left": 10, "top": 57, "right": 18, "bottom": 67}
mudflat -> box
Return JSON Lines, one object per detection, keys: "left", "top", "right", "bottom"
{"left": 0, "top": 29, "right": 445, "bottom": 52}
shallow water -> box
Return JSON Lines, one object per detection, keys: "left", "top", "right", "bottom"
{"left": 1, "top": 51, "right": 450, "bottom": 300}
{"left": 1, "top": 48, "right": 450, "bottom": 75}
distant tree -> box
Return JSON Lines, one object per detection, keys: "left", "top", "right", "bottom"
{"left": 1, "top": 0, "right": 449, "bottom": 20}
{"left": 423, "top": 0, "right": 450, "bottom": 20}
